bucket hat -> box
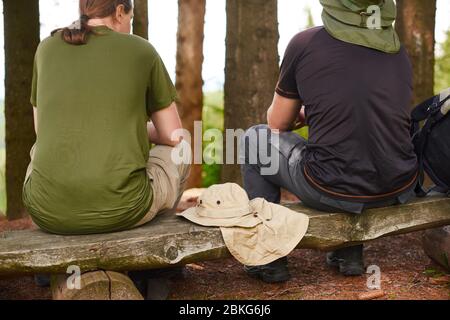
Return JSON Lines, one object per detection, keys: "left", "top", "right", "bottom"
{"left": 177, "top": 183, "right": 310, "bottom": 266}
{"left": 320, "top": 0, "right": 401, "bottom": 53}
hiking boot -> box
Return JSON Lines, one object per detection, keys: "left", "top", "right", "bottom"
{"left": 34, "top": 274, "right": 51, "bottom": 288}
{"left": 244, "top": 257, "right": 291, "bottom": 283}
{"left": 326, "top": 245, "right": 365, "bottom": 276}
{"left": 129, "top": 266, "right": 185, "bottom": 300}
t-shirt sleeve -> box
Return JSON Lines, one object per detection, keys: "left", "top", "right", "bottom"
{"left": 275, "top": 35, "right": 302, "bottom": 100}
{"left": 30, "top": 55, "right": 38, "bottom": 107}
{"left": 146, "top": 54, "right": 178, "bottom": 116}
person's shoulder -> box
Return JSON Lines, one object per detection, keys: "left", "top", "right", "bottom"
{"left": 39, "top": 34, "right": 58, "bottom": 46}
{"left": 288, "top": 26, "right": 326, "bottom": 48}
{"left": 35, "top": 32, "right": 64, "bottom": 57}
{"left": 113, "top": 32, "right": 159, "bottom": 57}
{"left": 111, "top": 33, "right": 162, "bottom": 67}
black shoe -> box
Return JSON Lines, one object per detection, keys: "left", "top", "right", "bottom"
{"left": 34, "top": 274, "right": 51, "bottom": 288}
{"left": 326, "top": 245, "right": 365, "bottom": 276}
{"left": 129, "top": 266, "right": 185, "bottom": 300}
{"left": 244, "top": 257, "right": 291, "bottom": 283}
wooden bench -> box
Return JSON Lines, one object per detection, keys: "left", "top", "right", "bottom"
{"left": 1, "top": 196, "right": 449, "bottom": 300}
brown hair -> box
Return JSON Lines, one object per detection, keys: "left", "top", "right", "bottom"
{"left": 52, "top": 0, "right": 132, "bottom": 45}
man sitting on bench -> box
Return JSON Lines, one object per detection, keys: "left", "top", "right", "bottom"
{"left": 240, "top": 0, "right": 419, "bottom": 283}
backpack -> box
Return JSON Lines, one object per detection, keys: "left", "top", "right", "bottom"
{"left": 411, "top": 88, "right": 450, "bottom": 197}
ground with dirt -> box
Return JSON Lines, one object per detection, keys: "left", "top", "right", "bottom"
{"left": 1, "top": 190, "right": 449, "bottom": 300}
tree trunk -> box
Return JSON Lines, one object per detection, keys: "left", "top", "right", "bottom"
{"left": 175, "top": 0, "right": 206, "bottom": 188}
{"left": 133, "top": 0, "right": 148, "bottom": 39}
{"left": 3, "top": 0, "right": 40, "bottom": 220}
{"left": 222, "top": 0, "right": 280, "bottom": 184}
{"left": 396, "top": 0, "right": 436, "bottom": 106}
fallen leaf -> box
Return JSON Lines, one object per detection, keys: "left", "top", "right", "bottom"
{"left": 358, "top": 290, "right": 386, "bottom": 300}
{"left": 186, "top": 263, "right": 205, "bottom": 271}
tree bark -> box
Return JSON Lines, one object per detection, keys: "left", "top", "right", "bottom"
{"left": 175, "top": 0, "right": 206, "bottom": 188}
{"left": 396, "top": 0, "right": 436, "bottom": 106}
{"left": 133, "top": 0, "right": 148, "bottom": 39}
{"left": 3, "top": 0, "right": 40, "bottom": 220}
{"left": 51, "top": 271, "right": 144, "bottom": 300}
{"left": 223, "top": 0, "right": 279, "bottom": 184}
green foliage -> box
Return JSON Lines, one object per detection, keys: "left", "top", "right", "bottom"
{"left": 295, "top": 126, "right": 309, "bottom": 140}
{"left": 304, "top": 6, "right": 315, "bottom": 29}
{"left": 202, "top": 91, "right": 224, "bottom": 187}
{"left": 423, "top": 268, "right": 445, "bottom": 278}
{"left": 435, "top": 29, "right": 450, "bottom": 94}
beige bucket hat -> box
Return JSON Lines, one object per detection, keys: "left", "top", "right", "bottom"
{"left": 177, "top": 183, "right": 310, "bottom": 266}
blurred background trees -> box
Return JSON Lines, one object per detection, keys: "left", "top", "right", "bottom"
{"left": 176, "top": 0, "right": 206, "bottom": 188}
{"left": 133, "top": 0, "right": 149, "bottom": 39}
{"left": 222, "top": 0, "right": 280, "bottom": 184}
{"left": 396, "top": 0, "right": 437, "bottom": 106}
{"left": 435, "top": 29, "right": 450, "bottom": 94}
{"left": 3, "top": 0, "right": 39, "bottom": 219}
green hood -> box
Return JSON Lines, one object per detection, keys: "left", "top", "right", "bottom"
{"left": 320, "top": 0, "right": 401, "bottom": 53}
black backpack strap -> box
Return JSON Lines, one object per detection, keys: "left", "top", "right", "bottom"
{"left": 412, "top": 94, "right": 450, "bottom": 197}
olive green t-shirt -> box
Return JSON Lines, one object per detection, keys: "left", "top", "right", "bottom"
{"left": 23, "top": 26, "right": 177, "bottom": 235}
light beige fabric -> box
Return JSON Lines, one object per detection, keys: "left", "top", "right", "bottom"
{"left": 222, "top": 198, "right": 309, "bottom": 266}
{"left": 134, "top": 143, "right": 191, "bottom": 227}
{"left": 177, "top": 183, "right": 310, "bottom": 266}
{"left": 178, "top": 183, "right": 261, "bottom": 228}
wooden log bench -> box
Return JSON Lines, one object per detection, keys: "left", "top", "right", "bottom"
{"left": 0, "top": 196, "right": 449, "bottom": 300}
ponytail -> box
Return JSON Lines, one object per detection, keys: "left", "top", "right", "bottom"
{"left": 51, "top": 0, "right": 133, "bottom": 46}
{"left": 52, "top": 14, "right": 93, "bottom": 46}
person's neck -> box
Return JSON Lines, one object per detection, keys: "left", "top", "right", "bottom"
{"left": 87, "top": 18, "right": 115, "bottom": 30}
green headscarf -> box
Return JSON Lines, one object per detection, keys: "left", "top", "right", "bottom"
{"left": 320, "top": 0, "right": 401, "bottom": 53}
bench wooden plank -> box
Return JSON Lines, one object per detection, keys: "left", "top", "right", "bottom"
{"left": 0, "top": 196, "right": 449, "bottom": 276}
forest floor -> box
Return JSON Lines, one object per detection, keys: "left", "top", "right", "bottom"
{"left": 0, "top": 190, "right": 449, "bottom": 300}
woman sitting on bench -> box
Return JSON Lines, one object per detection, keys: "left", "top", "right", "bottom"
{"left": 23, "top": 0, "right": 190, "bottom": 236}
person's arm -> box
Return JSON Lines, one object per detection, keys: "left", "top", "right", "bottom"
{"left": 268, "top": 32, "right": 312, "bottom": 132}
{"left": 33, "top": 106, "right": 38, "bottom": 134}
{"left": 147, "top": 102, "right": 183, "bottom": 147}
{"left": 267, "top": 93, "right": 305, "bottom": 132}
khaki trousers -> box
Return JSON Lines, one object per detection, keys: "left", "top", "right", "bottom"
{"left": 134, "top": 144, "right": 191, "bottom": 227}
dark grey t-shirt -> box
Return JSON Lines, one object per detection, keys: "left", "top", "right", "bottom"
{"left": 276, "top": 27, "right": 418, "bottom": 197}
